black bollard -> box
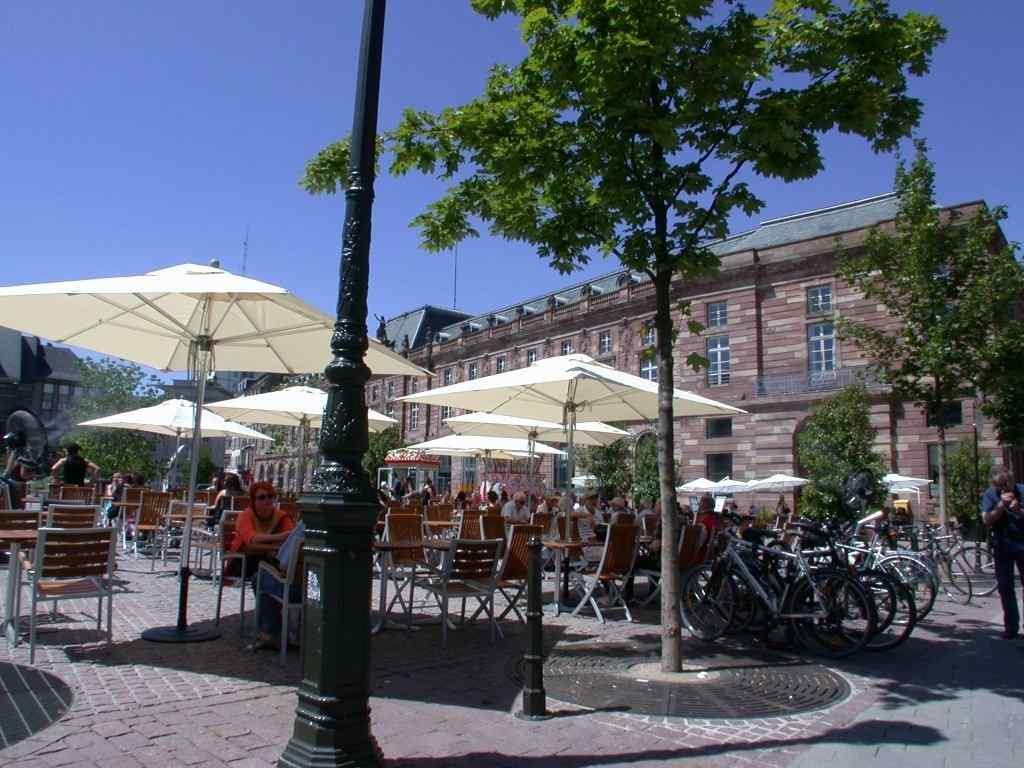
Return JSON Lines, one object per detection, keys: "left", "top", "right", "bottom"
{"left": 516, "top": 536, "right": 552, "bottom": 721}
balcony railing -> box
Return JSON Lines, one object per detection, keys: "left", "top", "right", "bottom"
{"left": 754, "top": 367, "right": 883, "bottom": 397}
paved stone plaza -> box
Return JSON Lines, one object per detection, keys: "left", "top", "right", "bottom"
{"left": 0, "top": 554, "right": 1021, "bottom": 768}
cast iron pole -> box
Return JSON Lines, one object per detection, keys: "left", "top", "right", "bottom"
{"left": 279, "top": 2, "right": 386, "bottom": 766}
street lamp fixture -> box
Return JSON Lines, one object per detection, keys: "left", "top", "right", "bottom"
{"left": 279, "top": 2, "right": 386, "bottom": 766}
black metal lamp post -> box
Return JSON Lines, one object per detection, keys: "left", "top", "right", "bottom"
{"left": 279, "top": 2, "right": 386, "bottom": 766}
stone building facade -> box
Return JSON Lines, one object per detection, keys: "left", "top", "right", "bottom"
{"left": 247, "top": 193, "right": 1018, "bottom": 512}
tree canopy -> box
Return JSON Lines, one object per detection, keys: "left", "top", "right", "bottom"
{"left": 837, "top": 142, "right": 1024, "bottom": 522}
{"left": 303, "top": 0, "right": 944, "bottom": 672}
{"left": 67, "top": 358, "right": 165, "bottom": 481}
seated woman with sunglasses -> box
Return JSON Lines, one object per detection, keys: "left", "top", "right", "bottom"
{"left": 230, "top": 481, "right": 296, "bottom": 579}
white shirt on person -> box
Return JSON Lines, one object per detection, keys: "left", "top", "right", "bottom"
{"left": 501, "top": 500, "right": 530, "bottom": 524}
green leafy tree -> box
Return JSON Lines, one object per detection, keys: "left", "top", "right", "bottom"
{"left": 67, "top": 358, "right": 164, "bottom": 480}
{"left": 945, "top": 439, "right": 993, "bottom": 536}
{"left": 303, "top": 1, "right": 943, "bottom": 671}
{"left": 837, "top": 143, "right": 1024, "bottom": 525}
{"left": 363, "top": 427, "right": 402, "bottom": 485}
{"left": 979, "top": 338, "right": 1024, "bottom": 448}
{"left": 195, "top": 445, "right": 217, "bottom": 486}
{"left": 631, "top": 433, "right": 664, "bottom": 506}
{"left": 796, "top": 385, "right": 886, "bottom": 521}
{"left": 577, "top": 437, "right": 632, "bottom": 497}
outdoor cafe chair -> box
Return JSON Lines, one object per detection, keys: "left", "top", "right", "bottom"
{"left": 47, "top": 482, "right": 61, "bottom": 500}
{"left": 415, "top": 537, "right": 504, "bottom": 649}
{"left": 479, "top": 514, "right": 505, "bottom": 541}
{"left": 191, "top": 499, "right": 241, "bottom": 576}
{"left": 494, "top": 524, "right": 542, "bottom": 622}
{"left": 457, "top": 508, "right": 484, "bottom": 540}
{"left": 379, "top": 513, "right": 426, "bottom": 630}
{"left": 159, "top": 501, "right": 201, "bottom": 566}
{"left": 530, "top": 511, "right": 553, "bottom": 534}
{"left": 637, "top": 524, "right": 707, "bottom": 608}
{"left": 59, "top": 485, "right": 97, "bottom": 504}
{"left": 28, "top": 526, "right": 116, "bottom": 664}
{"left": 46, "top": 504, "right": 100, "bottom": 529}
{"left": 255, "top": 538, "right": 304, "bottom": 665}
{"left": 0, "top": 483, "right": 10, "bottom": 511}
{"left": 134, "top": 491, "right": 170, "bottom": 565}
{"left": 0, "top": 509, "right": 40, "bottom": 574}
{"left": 214, "top": 511, "right": 249, "bottom": 635}
{"left": 570, "top": 522, "right": 639, "bottom": 623}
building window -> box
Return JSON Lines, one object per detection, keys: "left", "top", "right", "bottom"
{"left": 526, "top": 349, "right": 538, "bottom": 365}
{"left": 705, "top": 453, "right": 733, "bottom": 482}
{"left": 807, "top": 323, "right": 836, "bottom": 374}
{"left": 640, "top": 357, "right": 657, "bottom": 381}
{"left": 561, "top": 339, "right": 574, "bottom": 355}
{"left": 468, "top": 362, "right": 479, "bottom": 380}
{"left": 598, "top": 331, "right": 612, "bottom": 355}
{"left": 385, "top": 403, "right": 394, "bottom": 418}
{"left": 370, "top": 384, "right": 379, "bottom": 402}
{"left": 706, "top": 417, "right": 733, "bottom": 439}
{"left": 806, "top": 285, "right": 833, "bottom": 315}
{"left": 462, "top": 457, "right": 477, "bottom": 487}
{"left": 441, "top": 405, "right": 453, "bottom": 420}
{"left": 707, "top": 301, "right": 728, "bottom": 328}
{"left": 706, "top": 335, "right": 731, "bottom": 386}
{"left": 443, "top": 367, "right": 453, "bottom": 386}
{"left": 495, "top": 356, "right": 507, "bottom": 373}
{"left": 42, "top": 383, "right": 55, "bottom": 412}
{"left": 410, "top": 403, "right": 420, "bottom": 430}
{"left": 642, "top": 325, "right": 655, "bottom": 347}
{"left": 387, "top": 380, "right": 395, "bottom": 398}
{"left": 926, "top": 401, "right": 963, "bottom": 428}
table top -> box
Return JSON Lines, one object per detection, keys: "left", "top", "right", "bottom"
{"left": 374, "top": 540, "right": 425, "bottom": 551}
{"left": 0, "top": 529, "right": 38, "bottom": 545}
{"left": 541, "top": 538, "right": 589, "bottom": 550}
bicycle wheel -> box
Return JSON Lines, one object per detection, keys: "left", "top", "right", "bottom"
{"left": 788, "top": 570, "right": 875, "bottom": 659}
{"left": 942, "top": 551, "right": 973, "bottom": 604}
{"left": 877, "top": 554, "right": 938, "bottom": 621}
{"left": 859, "top": 569, "right": 917, "bottom": 652}
{"left": 955, "top": 543, "right": 997, "bottom": 597}
{"left": 680, "top": 564, "right": 735, "bottom": 641}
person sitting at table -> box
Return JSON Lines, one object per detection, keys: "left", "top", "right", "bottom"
{"left": 486, "top": 489, "right": 500, "bottom": 513}
{"left": 229, "top": 481, "right": 295, "bottom": 579}
{"left": 103, "top": 472, "right": 127, "bottom": 522}
{"left": 51, "top": 442, "right": 100, "bottom": 487}
{"left": 608, "top": 496, "right": 634, "bottom": 523}
{"left": 501, "top": 491, "right": 531, "bottom": 525}
{"left": 249, "top": 518, "right": 305, "bottom": 652}
{"left": 1, "top": 455, "right": 37, "bottom": 510}
{"left": 209, "top": 473, "right": 246, "bottom": 527}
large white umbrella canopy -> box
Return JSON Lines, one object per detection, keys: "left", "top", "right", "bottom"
{"left": 443, "top": 412, "right": 629, "bottom": 447}
{"left": 882, "top": 473, "right": 931, "bottom": 488}
{"left": 571, "top": 474, "right": 599, "bottom": 489}
{"left": 0, "top": 262, "right": 427, "bottom": 377}
{"left": 677, "top": 477, "right": 719, "bottom": 493}
{"left": 205, "top": 386, "right": 397, "bottom": 432}
{"left": 400, "top": 353, "right": 743, "bottom": 490}
{"left": 78, "top": 398, "right": 272, "bottom": 441}
{"left": 406, "top": 434, "right": 565, "bottom": 461}
{"left": 746, "top": 474, "right": 810, "bottom": 493}
{"left": 400, "top": 353, "right": 743, "bottom": 422}
{"left": 710, "top": 476, "right": 751, "bottom": 494}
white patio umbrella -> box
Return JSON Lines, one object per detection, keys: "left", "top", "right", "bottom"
{"left": 78, "top": 398, "right": 273, "bottom": 441}
{"left": 571, "top": 474, "right": 599, "bottom": 489}
{"left": 745, "top": 474, "right": 809, "bottom": 493}
{"left": 444, "top": 412, "right": 629, "bottom": 446}
{"left": 710, "top": 476, "right": 751, "bottom": 494}
{"left": 400, "top": 353, "right": 744, "bottom": 490}
{"left": 406, "top": 434, "right": 565, "bottom": 462}
{"left": 882, "top": 473, "right": 931, "bottom": 488}
{"left": 677, "top": 477, "right": 719, "bottom": 493}
{"left": 205, "top": 386, "right": 397, "bottom": 493}
{"left": 0, "top": 261, "right": 425, "bottom": 644}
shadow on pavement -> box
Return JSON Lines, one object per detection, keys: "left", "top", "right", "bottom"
{"left": 385, "top": 718, "right": 944, "bottom": 767}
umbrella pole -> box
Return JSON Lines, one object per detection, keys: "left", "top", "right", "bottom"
{"left": 297, "top": 416, "right": 308, "bottom": 495}
{"left": 143, "top": 333, "right": 220, "bottom": 644}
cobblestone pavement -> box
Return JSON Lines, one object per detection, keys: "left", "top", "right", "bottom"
{"left": 0, "top": 553, "right": 1021, "bottom": 768}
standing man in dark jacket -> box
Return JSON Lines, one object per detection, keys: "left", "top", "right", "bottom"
{"left": 981, "top": 468, "right": 1024, "bottom": 639}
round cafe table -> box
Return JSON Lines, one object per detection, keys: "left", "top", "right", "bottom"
{"left": 541, "top": 538, "right": 585, "bottom": 616}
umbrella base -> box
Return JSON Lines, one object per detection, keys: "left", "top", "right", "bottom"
{"left": 142, "top": 625, "right": 221, "bottom": 643}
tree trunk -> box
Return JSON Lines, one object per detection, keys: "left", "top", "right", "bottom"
{"left": 654, "top": 270, "right": 681, "bottom": 673}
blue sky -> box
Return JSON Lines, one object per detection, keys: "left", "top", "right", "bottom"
{"left": 2, "top": 1, "right": 1020, "bottom": 343}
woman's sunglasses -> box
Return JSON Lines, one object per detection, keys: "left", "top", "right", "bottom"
{"left": 255, "top": 493, "right": 276, "bottom": 501}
